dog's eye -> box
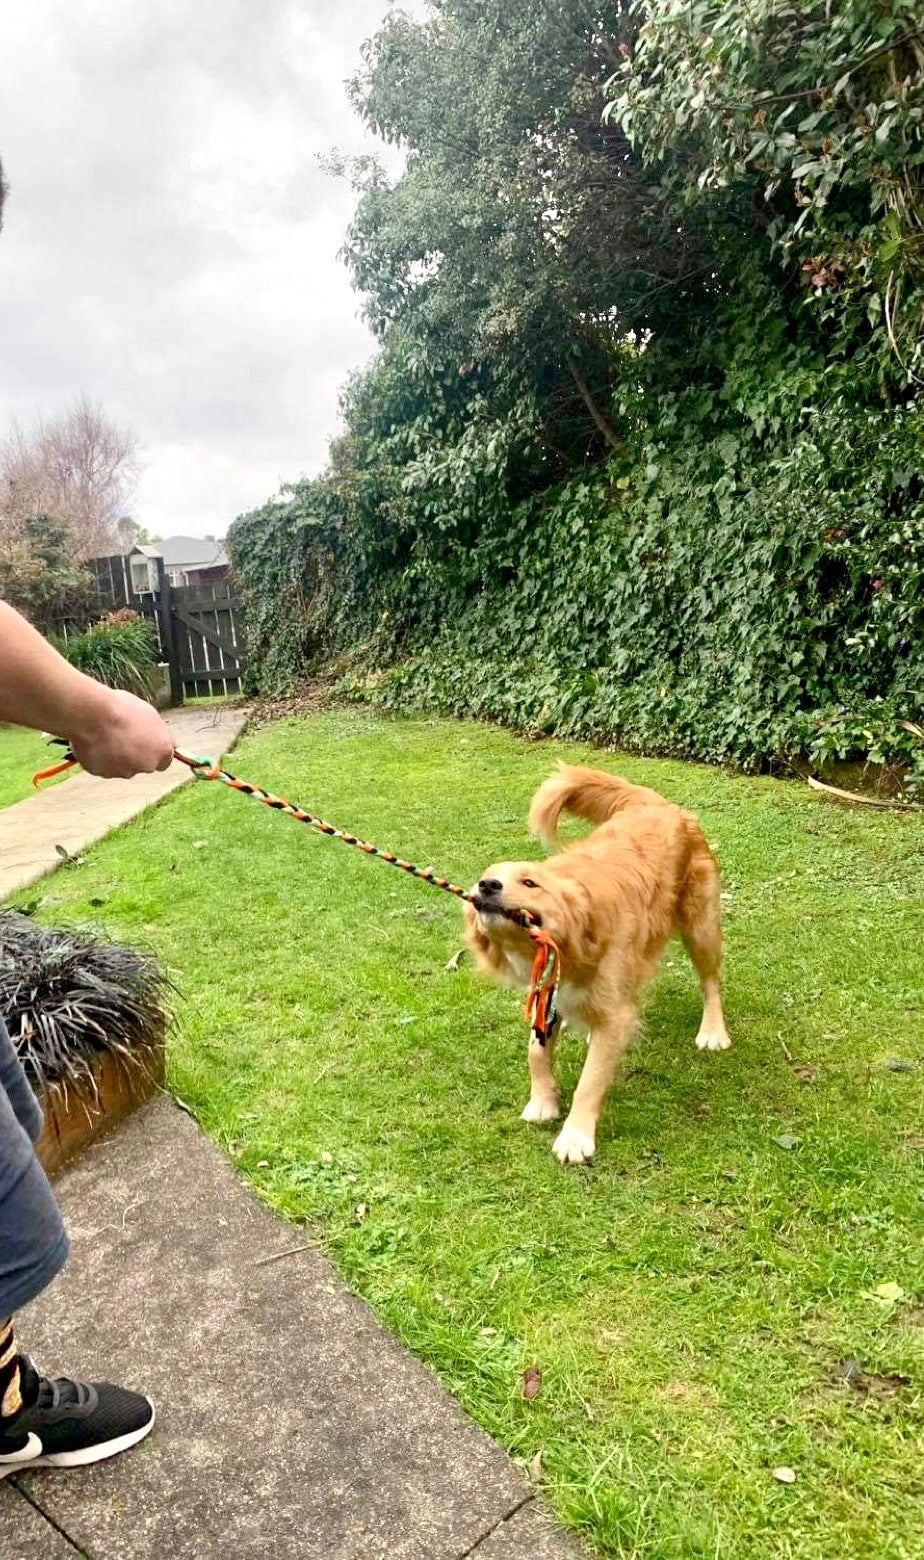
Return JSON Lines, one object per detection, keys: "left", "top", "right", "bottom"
{"left": 521, "top": 878, "right": 539, "bottom": 889}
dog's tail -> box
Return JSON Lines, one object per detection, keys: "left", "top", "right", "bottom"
{"left": 528, "top": 762, "right": 668, "bottom": 845}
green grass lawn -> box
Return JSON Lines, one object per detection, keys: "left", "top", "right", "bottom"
{"left": 14, "top": 712, "right": 924, "bottom": 1559}
{"left": 0, "top": 724, "right": 69, "bottom": 809}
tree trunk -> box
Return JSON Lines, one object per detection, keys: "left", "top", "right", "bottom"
{"left": 566, "top": 355, "right": 622, "bottom": 452}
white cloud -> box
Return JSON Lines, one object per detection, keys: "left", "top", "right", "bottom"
{"left": 0, "top": 1, "right": 420, "bottom": 539}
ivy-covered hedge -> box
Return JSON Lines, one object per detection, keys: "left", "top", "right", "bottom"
{"left": 230, "top": 366, "right": 924, "bottom": 789}
{"left": 344, "top": 405, "right": 923, "bottom": 784}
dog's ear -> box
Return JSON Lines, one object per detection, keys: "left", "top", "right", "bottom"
{"left": 563, "top": 879, "right": 602, "bottom": 962}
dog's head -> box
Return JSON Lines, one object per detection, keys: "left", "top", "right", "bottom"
{"left": 467, "top": 860, "right": 572, "bottom": 945}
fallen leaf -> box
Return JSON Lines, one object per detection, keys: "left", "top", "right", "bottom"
{"left": 874, "top": 1280, "right": 905, "bottom": 1304}
{"left": 792, "top": 1065, "right": 817, "bottom": 1083}
{"left": 354, "top": 1203, "right": 368, "bottom": 1223}
{"left": 774, "top": 1132, "right": 801, "bottom": 1151}
{"left": 772, "top": 1466, "right": 797, "bottom": 1485}
{"left": 880, "top": 1057, "right": 916, "bottom": 1073}
{"left": 256, "top": 1159, "right": 269, "bottom": 1169}
{"left": 859, "top": 1280, "right": 906, "bottom": 1307}
{"left": 479, "top": 1326, "right": 497, "bottom": 1337}
{"left": 521, "top": 1366, "right": 542, "bottom": 1400}
{"left": 54, "top": 843, "right": 85, "bottom": 866}
{"left": 444, "top": 949, "right": 465, "bottom": 972}
{"left": 528, "top": 1448, "right": 543, "bottom": 1481}
{"left": 720, "top": 1166, "right": 739, "bottom": 1180}
{"left": 192, "top": 840, "right": 207, "bottom": 849}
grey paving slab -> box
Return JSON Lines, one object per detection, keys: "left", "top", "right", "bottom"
{"left": 0, "top": 704, "right": 249, "bottom": 901}
{"left": 0, "top": 1486, "right": 79, "bottom": 1558}
{"left": 6, "top": 1100, "right": 578, "bottom": 1560}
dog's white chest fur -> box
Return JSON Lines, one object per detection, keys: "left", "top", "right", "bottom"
{"left": 504, "top": 949, "right": 535, "bottom": 987}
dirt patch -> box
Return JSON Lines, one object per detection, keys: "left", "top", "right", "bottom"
{"left": 248, "top": 679, "right": 341, "bottom": 728}
{"left": 656, "top": 1379, "right": 719, "bottom": 1410}
{"left": 832, "top": 1358, "right": 911, "bottom": 1399}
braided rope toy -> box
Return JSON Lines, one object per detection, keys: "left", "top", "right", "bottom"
{"left": 32, "top": 744, "right": 561, "bottom": 1043}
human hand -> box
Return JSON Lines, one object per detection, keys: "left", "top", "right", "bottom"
{"left": 67, "top": 688, "right": 175, "bottom": 779}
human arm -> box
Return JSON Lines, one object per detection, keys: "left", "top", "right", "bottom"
{"left": 0, "top": 600, "right": 174, "bottom": 778}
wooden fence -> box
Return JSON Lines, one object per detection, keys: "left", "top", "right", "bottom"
{"left": 73, "top": 555, "right": 245, "bottom": 701}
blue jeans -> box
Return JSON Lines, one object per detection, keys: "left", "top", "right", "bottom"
{"left": 0, "top": 1017, "right": 68, "bottom": 1317}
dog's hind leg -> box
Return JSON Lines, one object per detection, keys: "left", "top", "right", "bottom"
{"left": 677, "top": 833, "right": 731, "bottom": 1053}
{"left": 553, "top": 1004, "right": 636, "bottom": 1164}
{"left": 521, "top": 1018, "right": 561, "bottom": 1123}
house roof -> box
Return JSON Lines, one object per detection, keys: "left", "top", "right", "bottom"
{"left": 156, "top": 535, "right": 228, "bottom": 568}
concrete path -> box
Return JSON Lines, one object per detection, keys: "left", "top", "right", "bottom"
{"left": 0, "top": 705, "right": 250, "bottom": 901}
{"left": 0, "top": 1101, "right": 582, "bottom": 1559}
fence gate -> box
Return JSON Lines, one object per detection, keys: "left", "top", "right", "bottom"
{"left": 82, "top": 553, "right": 245, "bottom": 703}
{"left": 165, "top": 580, "right": 244, "bottom": 700}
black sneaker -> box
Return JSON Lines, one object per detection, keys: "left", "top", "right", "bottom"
{"left": 0, "top": 1355, "right": 154, "bottom": 1475}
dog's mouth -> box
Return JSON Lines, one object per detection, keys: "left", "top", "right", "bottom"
{"left": 470, "top": 890, "right": 541, "bottom": 927}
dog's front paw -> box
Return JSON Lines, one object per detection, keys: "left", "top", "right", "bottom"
{"left": 552, "top": 1122, "right": 595, "bottom": 1164}
{"left": 695, "top": 1028, "right": 732, "bottom": 1052}
{"left": 521, "top": 1095, "right": 560, "bottom": 1124}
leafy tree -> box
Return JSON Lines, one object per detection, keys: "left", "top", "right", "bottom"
{"left": 344, "top": 1, "right": 736, "bottom": 463}
{"left": 606, "top": 0, "right": 924, "bottom": 382}
{"left": 0, "top": 514, "right": 94, "bottom": 633}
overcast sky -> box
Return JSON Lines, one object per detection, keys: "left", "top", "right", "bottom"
{"left": 0, "top": 1, "right": 420, "bottom": 539}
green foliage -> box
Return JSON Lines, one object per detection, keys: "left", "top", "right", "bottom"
{"left": 341, "top": 378, "right": 924, "bottom": 789}
{"left": 228, "top": 484, "right": 341, "bottom": 696}
{"left": 55, "top": 612, "right": 160, "bottom": 699}
{"left": 607, "top": 0, "right": 924, "bottom": 381}
{"left": 231, "top": 1, "right": 924, "bottom": 787}
{"left": 0, "top": 514, "right": 94, "bottom": 634}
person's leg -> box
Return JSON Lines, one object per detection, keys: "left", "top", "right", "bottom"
{"left": 0, "top": 1019, "right": 68, "bottom": 1320}
{"left": 0, "top": 1013, "right": 44, "bottom": 1147}
{"left": 0, "top": 1015, "right": 155, "bottom": 1474}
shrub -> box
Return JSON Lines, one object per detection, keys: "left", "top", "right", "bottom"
{"left": 55, "top": 612, "right": 160, "bottom": 699}
{"left": 0, "top": 911, "right": 171, "bottom": 1098}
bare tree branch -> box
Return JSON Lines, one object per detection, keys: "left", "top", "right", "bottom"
{"left": 566, "top": 354, "right": 622, "bottom": 451}
{"left": 0, "top": 394, "right": 139, "bottom": 559}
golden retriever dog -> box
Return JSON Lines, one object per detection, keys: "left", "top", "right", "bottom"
{"left": 464, "top": 763, "right": 730, "bottom": 1164}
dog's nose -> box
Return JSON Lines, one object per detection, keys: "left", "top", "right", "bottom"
{"left": 478, "top": 877, "right": 503, "bottom": 897}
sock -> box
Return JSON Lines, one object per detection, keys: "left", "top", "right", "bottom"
{"left": 0, "top": 1320, "right": 22, "bottom": 1420}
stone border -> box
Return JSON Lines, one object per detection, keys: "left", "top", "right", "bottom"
{"left": 34, "top": 1042, "right": 165, "bottom": 1177}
